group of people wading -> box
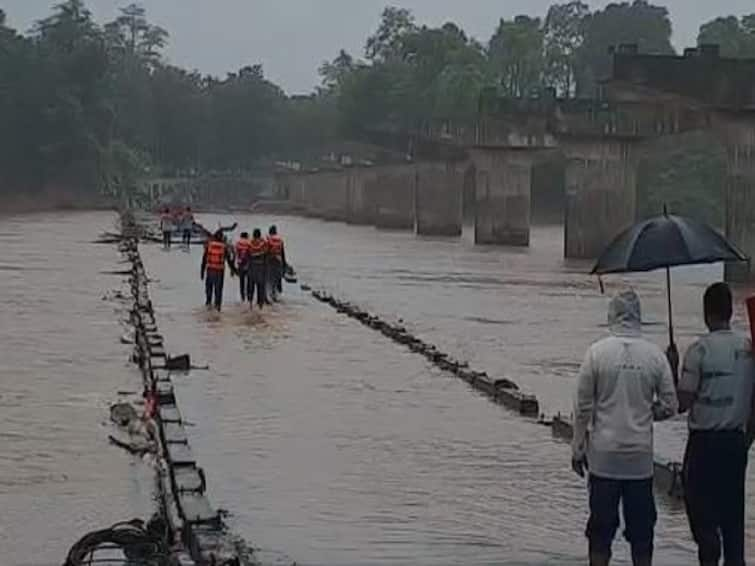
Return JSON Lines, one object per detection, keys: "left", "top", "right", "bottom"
{"left": 201, "top": 224, "right": 287, "bottom": 312}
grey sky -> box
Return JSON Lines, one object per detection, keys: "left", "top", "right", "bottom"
{"left": 4, "top": 1, "right": 754, "bottom": 94}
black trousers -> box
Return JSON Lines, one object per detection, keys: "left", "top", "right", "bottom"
{"left": 238, "top": 269, "right": 249, "bottom": 301}
{"left": 587, "top": 474, "right": 657, "bottom": 562}
{"left": 182, "top": 229, "right": 192, "bottom": 247}
{"left": 205, "top": 270, "right": 224, "bottom": 310}
{"left": 162, "top": 230, "right": 171, "bottom": 249}
{"left": 683, "top": 430, "right": 747, "bottom": 566}
{"left": 248, "top": 264, "right": 267, "bottom": 307}
{"left": 269, "top": 259, "right": 283, "bottom": 295}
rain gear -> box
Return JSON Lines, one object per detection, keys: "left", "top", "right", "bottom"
{"left": 573, "top": 290, "right": 678, "bottom": 479}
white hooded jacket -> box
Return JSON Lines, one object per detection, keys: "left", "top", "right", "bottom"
{"left": 572, "top": 290, "right": 678, "bottom": 479}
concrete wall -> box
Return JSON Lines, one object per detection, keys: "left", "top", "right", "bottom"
{"left": 470, "top": 148, "right": 534, "bottom": 246}
{"left": 367, "top": 164, "right": 416, "bottom": 230}
{"left": 563, "top": 139, "right": 638, "bottom": 259}
{"left": 346, "top": 168, "right": 378, "bottom": 225}
{"left": 415, "top": 161, "right": 464, "bottom": 236}
{"left": 719, "top": 117, "right": 755, "bottom": 281}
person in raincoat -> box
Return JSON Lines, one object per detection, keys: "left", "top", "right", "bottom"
{"left": 572, "top": 290, "right": 678, "bottom": 566}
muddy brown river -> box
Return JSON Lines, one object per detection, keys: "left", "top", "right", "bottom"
{"left": 4, "top": 210, "right": 755, "bottom": 565}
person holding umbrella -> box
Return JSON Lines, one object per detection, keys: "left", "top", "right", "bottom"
{"left": 676, "top": 282, "right": 755, "bottom": 566}
{"left": 572, "top": 289, "right": 678, "bottom": 566}
{"left": 590, "top": 207, "right": 750, "bottom": 566}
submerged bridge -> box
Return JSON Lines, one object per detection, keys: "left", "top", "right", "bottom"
{"left": 276, "top": 45, "right": 755, "bottom": 281}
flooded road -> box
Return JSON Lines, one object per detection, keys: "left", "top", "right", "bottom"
{"left": 0, "top": 211, "right": 154, "bottom": 566}
{"left": 4, "top": 210, "right": 755, "bottom": 565}
{"left": 140, "top": 213, "right": 755, "bottom": 565}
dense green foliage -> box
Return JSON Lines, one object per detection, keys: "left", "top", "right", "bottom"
{"left": 0, "top": 0, "right": 751, "bottom": 213}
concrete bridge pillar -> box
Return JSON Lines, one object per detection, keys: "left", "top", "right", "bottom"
{"left": 563, "top": 139, "right": 638, "bottom": 259}
{"left": 721, "top": 119, "right": 755, "bottom": 281}
{"left": 470, "top": 148, "right": 534, "bottom": 246}
{"left": 367, "top": 164, "right": 416, "bottom": 230}
{"left": 415, "top": 161, "right": 464, "bottom": 236}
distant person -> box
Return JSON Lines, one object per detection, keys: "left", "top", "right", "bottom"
{"left": 676, "top": 282, "right": 755, "bottom": 566}
{"left": 235, "top": 232, "right": 252, "bottom": 302}
{"left": 200, "top": 230, "right": 236, "bottom": 311}
{"left": 246, "top": 229, "right": 268, "bottom": 309}
{"left": 266, "top": 225, "right": 286, "bottom": 302}
{"left": 572, "top": 290, "right": 678, "bottom": 566}
{"left": 182, "top": 206, "right": 194, "bottom": 248}
{"left": 159, "top": 207, "right": 173, "bottom": 249}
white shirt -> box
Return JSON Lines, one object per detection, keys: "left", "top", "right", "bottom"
{"left": 573, "top": 333, "right": 678, "bottom": 479}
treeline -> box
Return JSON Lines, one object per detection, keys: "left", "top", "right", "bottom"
{"left": 0, "top": 0, "right": 336, "bottom": 199}
{"left": 323, "top": 2, "right": 755, "bottom": 132}
{"left": 1, "top": 0, "right": 753, "bottom": 207}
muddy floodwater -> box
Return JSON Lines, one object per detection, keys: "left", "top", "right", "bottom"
{"left": 4, "top": 210, "right": 755, "bottom": 565}
{"left": 0, "top": 211, "right": 154, "bottom": 566}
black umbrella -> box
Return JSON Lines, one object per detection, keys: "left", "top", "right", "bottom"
{"left": 591, "top": 207, "right": 748, "bottom": 347}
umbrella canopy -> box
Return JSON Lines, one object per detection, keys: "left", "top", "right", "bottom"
{"left": 591, "top": 210, "right": 748, "bottom": 350}
{"left": 592, "top": 212, "right": 748, "bottom": 275}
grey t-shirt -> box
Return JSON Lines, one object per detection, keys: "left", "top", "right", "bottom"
{"left": 679, "top": 330, "right": 755, "bottom": 432}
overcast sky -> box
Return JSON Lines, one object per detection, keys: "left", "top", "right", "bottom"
{"left": 3, "top": 1, "right": 754, "bottom": 94}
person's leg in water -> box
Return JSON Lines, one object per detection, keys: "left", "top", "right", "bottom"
{"left": 204, "top": 272, "right": 214, "bottom": 308}
{"left": 718, "top": 432, "right": 746, "bottom": 566}
{"left": 248, "top": 267, "right": 263, "bottom": 309}
{"left": 621, "top": 478, "right": 657, "bottom": 566}
{"left": 239, "top": 267, "right": 248, "bottom": 302}
{"left": 684, "top": 431, "right": 724, "bottom": 566}
{"left": 213, "top": 272, "right": 224, "bottom": 311}
{"left": 270, "top": 260, "right": 282, "bottom": 301}
{"left": 587, "top": 475, "right": 621, "bottom": 566}
{"left": 255, "top": 270, "right": 266, "bottom": 308}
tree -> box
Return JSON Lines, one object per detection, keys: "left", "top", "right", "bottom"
{"left": 488, "top": 16, "right": 544, "bottom": 97}
{"left": 365, "top": 6, "right": 416, "bottom": 61}
{"left": 318, "top": 49, "right": 355, "bottom": 93}
{"left": 575, "top": 1, "right": 674, "bottom": 96}
{"left": 543, "top": 1, "right": 589, "bottom": 97}
{"left": 698, "top": 15, "right": 755, "bottom": 58}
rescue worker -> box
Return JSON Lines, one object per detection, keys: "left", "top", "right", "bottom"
{"left": 266, "top": 225, "right": 286, "bottom": 302}
{"left": 247, "top": 229, "right": 268, "bottom": 309}
{"left": 182, "top": 206, "right": 195, "bottom": 248}
{"left": 235, "top": 232, "right": 252, "bottom": 302}
{"left": 200, "top": 230, "right": 236, "bottom": 311}
{"left": 159, "top": 207, "right": 173, "bottom": 249}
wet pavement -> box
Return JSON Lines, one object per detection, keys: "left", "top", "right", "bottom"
{"left": 4, "top": 210, "right": 755, "bottom": 565}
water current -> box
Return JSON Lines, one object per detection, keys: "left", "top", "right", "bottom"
{"left": 4, "top": 210, "right": 755, "bottom": 565}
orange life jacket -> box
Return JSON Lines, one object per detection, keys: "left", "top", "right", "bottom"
{"left": 235, "top": 239, "right": 252, "bottom": 261}
{"left": 248, "top": 238, "right": 267, "bottom": 261}
{"left": 205, "top": 240, "right": 226, "bottom": 271}
{"left": 267, "top": 234, "right": 283, "bottom": 259}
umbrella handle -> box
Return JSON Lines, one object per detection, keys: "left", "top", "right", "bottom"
{"left": 666, "top": 266, "right": 675, "bottom": 347}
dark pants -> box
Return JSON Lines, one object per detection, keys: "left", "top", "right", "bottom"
{"left": 162, "top": 231, "right": 171, "bottom": 249}
{"left": 182, "top": 229, "right": 192, "bottom": 247}
{"left": 587, "top": 474, "right": 657, "bottom": 562}
{"left": 238, "top": 264, "right": 249, "bottom": 301}
{"left": 205, "top": 270, "right": 224, "bottom": 310}
{"left": 268, "top": 259, "right": 283, "bottom": 298}
{"left": 683, "top": 430, "right": 747, "bottom": 566}
{"left": 248, "top": 263, "right": 267, "bottom": 307}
